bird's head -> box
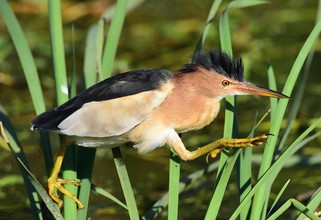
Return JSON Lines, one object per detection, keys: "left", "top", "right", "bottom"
{"left": 207, "top": 71, "right": 289, "bottom": 99}
{"left": 180, "top": 50, "right": 288, "bottom": 100}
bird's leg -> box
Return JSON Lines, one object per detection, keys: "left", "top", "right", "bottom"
{"left": 188, "top": 134, "right": 268, "bottom": 161}
{"left": 168, "top": 133, "right": 268, "bottom": 161}
{"left": 48, "top": 139, "right": 84, "bottom": 209}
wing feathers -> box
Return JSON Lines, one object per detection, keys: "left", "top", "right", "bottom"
{"left": 31, "top": 69, "right": 172, "bottom": 132}
{"left": 58, "top": 90, "right": 170, "bottom": 137}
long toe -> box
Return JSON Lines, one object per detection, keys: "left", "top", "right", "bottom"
{"left": 206, "top": 134, "right": 269, "bottom": 161}
{"left": 48, "top": 177, "right": 84, "bottom": 209}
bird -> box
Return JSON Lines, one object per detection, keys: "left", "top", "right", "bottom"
{"left": 31, "top": 50, "right": 288, "bottom": 209}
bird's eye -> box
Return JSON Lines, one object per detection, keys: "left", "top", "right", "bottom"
{"left": 222, "top": 80, "right": 230, "bottom": 87}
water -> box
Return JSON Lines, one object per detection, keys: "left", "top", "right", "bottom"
{"left": 0, "top": 0, "right": 320, "bottom": 219}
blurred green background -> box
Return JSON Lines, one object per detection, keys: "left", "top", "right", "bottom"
{"left": 0, "top": 0, "right": 320, "bottom": 219}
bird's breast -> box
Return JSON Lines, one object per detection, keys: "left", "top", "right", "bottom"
{"left": 154, "top": 90, "right": 221, "bottom": 133}
{"left": 174, "top": 98, "right": 220, "bottom": 133}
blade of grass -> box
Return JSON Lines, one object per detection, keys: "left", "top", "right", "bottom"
{"left": 102, "top": 0, "right": 145, "bottom": 22}
{"left": 192, "top": 0, "right": 223, "bottom": 58}
{"left": 189, "top": 1, "right": 225, "bottom": 218}
{"left": 70, "top": 25, "right": 95, "bottom": 220}
{"left": 96, "top": 19, "right": 105, "bottom": 81}
{"left": 236, "top": 111, "right": 270, "bottom": 219}
{"left": 98, "top": 1, "right": 137, "bottom": 218}
{"left": 267, "top": 64, "right": 278, "bottom": 123}
{"left": 65, "top": 40, "right": 91, "bottom": 220}
{"left": 211, "top": 2, "right": 261, "bottom": 218}
{"left": 278, "top": 57, "right": 311, "bottom": 152}
{"left": 208, "top": 4, "right": 237, "bottom": 220}
{"left": 219, "top": 1, "right": 267, "bottom": 54}
{"left": 236, "top": 105, "right": 271, "bottom": 220}
{"left": 277, "top": 2, "right": 321, "bottom": 152}
{"left": 77, "top": 20, "right": 102, "bottom": 219}
{"left": 16, "top": 158, "right": 64, "bottom": 220}
{"left": 253, "top": 130, "right": 321, "bottom": 219}
{"left": 48, "top": 0, "right": 68, "bottom": 104}
{"left": 168, "top": 151, "right": 180, "bottom": 220}
{"left": 101, "top": 0, "right": 129, "bottom": 79}
{"left": 267, "top": 179, "right": 291, "bottom": 216}
{"left": 217, "top": 0, "right": 235, "bottom": 193}
{"left": 61, "top": 144, "right": 77, "bottom": 217}
{"left": 227, "top": 0, "right": 267, "bottom": 9}
{"left": 97, "top": 0, "right": 144, "bottom": 76}
{"left": 297, "top": 186, "right": 321, "bottom": 220}
{"left": 205, "top": 150, "right": 241, "bottom": 219}
{"left": 141, "top": 161, "right": 220, "bottom": 220}
{"left": 0, "top": 113, "right": 43, "bottom": 220}
{"left": 0, "top": 0, "right": 53, "bottom": 177}
{"left": 112, "top": 147, "right": 139, "bottom": 220}
{"left": 78, "top": 32, "right": 105, "bottom": 220}
{"left": 251, "top": 17, "right": 321, "bottom": 219}
{"left": 219, "top": 9, "right": 233, "bottom": 55}
{"left": 48, "top": 0, "right": 78, "bottom": 217}
{"left": 91, "top": 183, "right": 128, "bottom": 210}
{"left": 267, "top": 199, "right": 320, "bottom": 220}
{"left": 231, "top": 117, "right": 321, "bottom": 219}
{"left": 84, "top": 24, "right": 99, "bottom": 87}
{"left": 77, "top": 148, "right": 96, "bottom": 220}
{"left": 237, "top": 112, "right": 259, "bottom": 220}
{"left": 86, "top": 2, "right": 136, "bottom": 218}
{"left": 216, "top": 2, "right": 267, "bottom": 195}
{"left": 247, "top": 109, "right": 271, "bottom": 137}
{"left": 70, "top": 25, "right": 77, "bottom": 98}
{"left": 0, "top": 0, "right": 45, "bottom": 115}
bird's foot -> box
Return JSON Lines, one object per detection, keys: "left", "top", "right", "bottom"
{"left": 206, "top": 134, "right": 269, "bottom": 162}
{"left": 188, "top": 134, "right": 269, "bottom": 161}
{"left": 48, "top": 176, "right": 84, "bottom": 209}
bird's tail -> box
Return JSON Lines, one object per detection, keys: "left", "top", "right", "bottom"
{"left": 31, "top": 108, "right": 75, "bottom": 132}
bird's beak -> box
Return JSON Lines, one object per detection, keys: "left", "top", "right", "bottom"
{"left": 232, "top": 82, "right": 289, "bottom": 98}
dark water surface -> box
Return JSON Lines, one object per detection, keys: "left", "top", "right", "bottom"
{"left": 0, "top": 0, "right": 320, "bottom": 219}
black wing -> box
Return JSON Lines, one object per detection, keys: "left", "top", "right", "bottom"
{"left": 31, "top": 69, "right": 172, "bottom": 131}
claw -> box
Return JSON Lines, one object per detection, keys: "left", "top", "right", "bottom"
{"left": 206, "top": 148, "right": 223, "bottom": 163}
{"left": 48, "top": 176, "right": 84, "bottom": 209}
{"left": 206, "top": 134, "right": 269, "bottom": 161}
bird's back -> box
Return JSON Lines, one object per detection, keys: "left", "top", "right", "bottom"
{"left": 31, "top": 69, "right": 172, "bottom": 133}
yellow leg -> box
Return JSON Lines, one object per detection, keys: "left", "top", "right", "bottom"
{"left": 48, "top": 140, "right": 84, "bottom": 209}
{"left": 188, "top": 134, "right": 268, "bottom": 161}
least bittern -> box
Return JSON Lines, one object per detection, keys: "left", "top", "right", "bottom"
{"left": 31, "top": 50, "right": 288, "bottom": 209}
